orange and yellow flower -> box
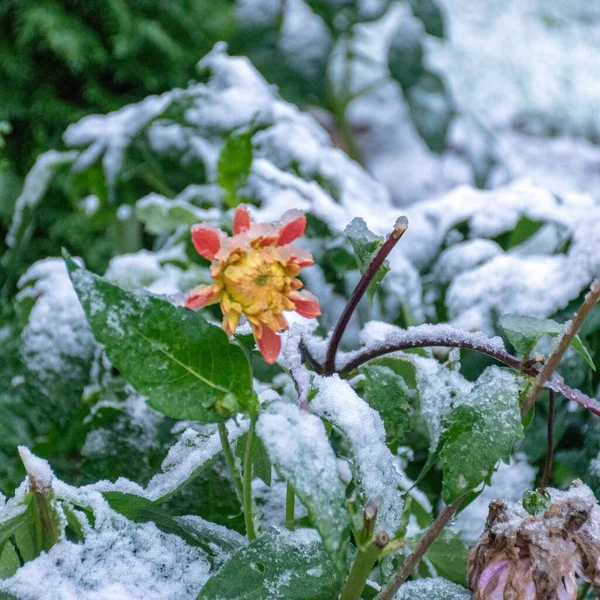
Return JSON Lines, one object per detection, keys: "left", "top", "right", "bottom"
{"left": 185, "top": 205, "right": 321, "bottom": 364}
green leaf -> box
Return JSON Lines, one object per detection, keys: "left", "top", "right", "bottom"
{"left": 406, "top": 72, "right": 453, "bottom": 154}
{"left": 0, "top": 542, "right": 19, "bottom": 579}
{"left": 236, "top": 432, "right": 272, "bottom": 487}
{"left": 409, "top": 0, "right": 445, "bottom": 38}
{"left": 494, "top": 216, "right": 545, "bottom": 250}
{"left": 418, "top": 529, "right": 469, "bottom": 585}
{"left": 388, "top": 15, "right": 425, "bottom": 91}
{"left": 103, "top": 491, "right": 242, "bottom": 569}
{"left": 64, "top": 254, "right": 256, "bottom": 422}
{"left": 440, "top": 367, "right": 524, "bottom": 503}
{"left": 197, "top": 528, "right": 342, "bottom": 600}
{"left": 256, "top": 402, "right": 351, "bottom": 574}
{"left": 0, "top": 507, "right": 30, "bottom": 550}
{"left": 217, "top": 129, "right": 253, "bottom": 208}
{"left": 174, "top": 515, "right": 246, "bottom": 569}
{"left": 499, "top": 314, "right": 595, "bottom": 369}
{"left": 361, "top": 365, "right": 411, "bottom": 451}
{"left": 344, "top": 217, "right": 389, "bottom": 304}
{"left": 135, "top": 193, "right": 220, "bottom": 235}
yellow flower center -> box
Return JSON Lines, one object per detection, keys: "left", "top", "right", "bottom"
{"left": 221, "top": 249, "right": 290, "bottom": 314}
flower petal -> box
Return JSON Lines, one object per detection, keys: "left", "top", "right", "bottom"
{"left": 185, "top": 284, "right": 221, "bottom": 309}
{"left": 233, "top": 205, "right": 251, "bottom": 235}
{"left": 252, "top": 322, "right": 281, "bottom": 364}
{"left": 289, "top": 290, "right": 321, "bottom": 319}
{"left": 222, "top": 309, "right": 241, "bottom": 337}
{"left": 191, "top": 224, "right": 223, "bottom": 260}
{"left": 278, "top": 212, "right": 306, "bottom": 246}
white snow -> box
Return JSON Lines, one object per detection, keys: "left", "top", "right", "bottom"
{"left": 18, "top": 447, "right": 53, "bottom": 495}
{"left": 393, "top": 577, "right": 472, "bottom": 599}
{"left": 311, "top": 375, "right": 404, "bottom": 534}
{"left": 1, "top": 518, "right": 210, "bottom": 600}
{"left": 453, "top": 454, "right": 536, "bottom": 545}
{"left": 16, "top": 258, "right": 98, "bottom": 400}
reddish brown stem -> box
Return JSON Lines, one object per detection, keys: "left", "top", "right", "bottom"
{"left": 323, "top": 217, "right": 408, "bottom": 375}
{"left": 376, "top": 495, "right": 466, "bottom": 600}
{"left": 521, "top": 278, "right": 600, "bottom": 416}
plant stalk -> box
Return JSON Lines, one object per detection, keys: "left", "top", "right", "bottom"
{"left": 339, "top": 543, "right": 381, "bottom": 600}
{"left": 285, "top": 482, "right": 295, "bottom": 530}
{"left": 376, "top": 495, "right": 465, "bottom": 600}
{"left": 324, "top": 217, "right": 408, "bottom": 374}
{"left": 243, "top": 419, "right": 257, "bottom": 541}
{"left": 540, "top": 389, "right": 555, "bottom": 492}
{"left": 218, "top": 422, "right": 243, "bottom": 502}
{"left": 521, "top": 278, "right": 600, "bottom": 416}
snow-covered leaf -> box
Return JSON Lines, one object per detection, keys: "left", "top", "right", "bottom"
{"left": 345, "top": 217, "right": 389, "bottom": 304}
{"left": 440, "top": 367, "right": 524, "bottom": 503}
{"left": 256, "top": 401, "right": 351, "bottom": 573}
{"left": 499, "top": 314, "right": 595, "bottom": 369}
{"left": 103, "top": 492, "right": 242, "bottom": 569}
{"left": 361, "top": 365, "right": 411, "bottom": 451}
{"left": 197, "top": 528, "right": 342, "bottom": 600}
{"left": 311, "top": 375, "right": 405, "bottom": 535}
{"left": 65, "top": 255, "right": 256, "bottom": 423}
{"left": 392, "top": 577, "right": 472, "bottom": 600}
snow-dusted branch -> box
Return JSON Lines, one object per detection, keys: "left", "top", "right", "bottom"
{"left": 336, "top": 324, "right": 522, "bottom": 373}
{"left": 323, "top": 217, "right": 409, "bottom": 375}
{"left": 304, "top": 322, "right": 600, "bottom": 416}
{"left": 521, "top": 278, "right": 600, "bottom": 416}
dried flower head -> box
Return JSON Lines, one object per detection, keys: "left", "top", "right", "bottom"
{"left": 468, "top": 482, "right": 600, "bottom": 600}
{"left": 185, "top": 205, "right": 321, "bottom": 364}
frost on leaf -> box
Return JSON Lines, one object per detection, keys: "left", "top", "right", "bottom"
{"left": 198, "top": 528, "right": 342, "bottom": 600}
{"left": 440, "top": 367, "right": 524, "bottom": 503}
{"left": 392, "top": 577, "right": 472, "bottom": 600}
{"left": 311, "top": 375, "right": 405, "bottom": 535}
{"left": 256, "top": 401, "right": 351, "bottom": 573}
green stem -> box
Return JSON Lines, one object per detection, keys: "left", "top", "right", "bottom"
{"left": 285, "top": 483, "right": 295, "bottom": 530}
{"left": 243, "top": 419, "right": 257, "bottom": 541}
{"left": 339, "top": 543, "right": 380, "bottom": 600}
{"left": 218, "top": 422, "right": 243, "bottom": 502}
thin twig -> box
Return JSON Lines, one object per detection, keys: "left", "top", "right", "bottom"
{"left": 376, "top": 495, "right": 466, "bottom": 600}
{"left": 339, "top": 334, "right": 526, "bottom": 375}
{"left": 521, "top": 279, "right": 600, "bottom": 416}
{"left": 328, "top": 330, "right": 600, "bottom": 416}
{"left": 540, "top": 389, "right": 555, "bottom": 492}
{"left": 323, "top": 217, "right": 408, "bottom": 375}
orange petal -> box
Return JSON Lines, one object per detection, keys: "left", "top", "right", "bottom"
{"left": 289, "top": 290, "right": 321, "bottom": 319}
{"left": 252, "top": 323, "right": 281, "bottom": 364}
{"left": 278, "top": 213, "right": 306, "bottom": 246}
{"left": 191, "top": 224, "right": 223, "bottom": 260}
{"left": 222, "top": 310, "right": 241, "bottom": 337}
{"left": 233, "top": 205, "right": 251, "bottom": 235}
{"left": 185, "top": 284, "right": 221, "bottom": 309}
